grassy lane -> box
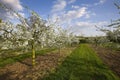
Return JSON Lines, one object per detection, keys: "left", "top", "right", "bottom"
{"left": 42, "top": 44, "right": 119, "bottom": 80}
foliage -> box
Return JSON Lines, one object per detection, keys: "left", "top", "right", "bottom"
{"left": 100, "top": 42, "right": 120, "bottom": 51}
{"left": 106, "top": 29, "right": 120, "bottom": 43}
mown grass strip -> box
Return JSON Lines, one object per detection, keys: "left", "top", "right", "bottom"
{"left": 0, "top": 48, "right": 55, "bottom": 67}
{"left": 42, "top": 44, "right": 119, "bottom": 80}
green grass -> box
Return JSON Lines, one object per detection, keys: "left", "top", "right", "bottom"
{"left": 42, "top": 44, "right": 119, "bottom": 80}
{"left": 0, "top": 48, "right": 55, "bottom": 67}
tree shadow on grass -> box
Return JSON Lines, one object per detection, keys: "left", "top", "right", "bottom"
{"left": 13, "top": 58, "right": 32, "bottom": 67}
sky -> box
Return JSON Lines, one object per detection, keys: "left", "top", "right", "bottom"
{"left": 0, "top": 0, "right": 119, "bottom": 36}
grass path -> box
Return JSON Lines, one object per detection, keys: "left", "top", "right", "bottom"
{"left": 42, "top": 44, "right": 120, "bottom": 80}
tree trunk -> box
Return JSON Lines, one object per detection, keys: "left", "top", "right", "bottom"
{"left": 59, "top": 46, "right": 61, "bottom": 54}
{"left": 32, "top": 44, "right": 36, "bottom": 67}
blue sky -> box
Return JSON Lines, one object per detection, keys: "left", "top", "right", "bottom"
{"left": 0, "top": 0, "right": 119, "bottom": 36}
{"left": 21, "top": 0, "right": 119, "bottom": 21}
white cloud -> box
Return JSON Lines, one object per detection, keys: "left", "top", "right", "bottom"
{"left": 51, "top": 6, "right": 96, "bottom": 27}
{"left": 52, "top": 0, "right": 67, "bottom": 12}
{"left": 72, "top": 5, "right": 96, "bottom": 18}
{"left": 51, "top": 0, "right": 84, "bottom": 23}
{"left": 1, "top": 0, "right": 23, "bottom": 11}
{"left": 0, "top": 0, "right": 23, "bottom": 20}
{"left": 85, "top": 11, "right": 96, "bottom": 19}
{"left": 65, "top": 7, "right": 87, "bottom": 19}
{"left": 99, "top": 0, "right": 106, "bottom": 4}
{"left": 72, "top": 21, "right": 109, "bottom": 36}
{"left": 75, "top": 21, "right": 108, "bottom": 27}
{"left": 72, "top": 5, "right": 79, "bottom": 9}
{"left": 81, "top": 0, "right": 106, "bottom": 7}
{"left": 85, "top": 14, "right": 90, "bottom": 18}
{"left": 94, "top": 0, "right": 106, "bottom": 6}
{"left": 51, "top": 0, "right": 76, "bottom": 13}
{"left": 69, "top": 7, "right": 86, "bottom": 17}
{"left": 50, "top": 0, "right": 104, "bottom": 36}
{"left": 68, "top": 0, "right": 76, "bottom": 4}
{"left": 51, "top": 7, "right": 88, "bottom": 25}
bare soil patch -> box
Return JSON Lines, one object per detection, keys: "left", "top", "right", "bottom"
{"left": 91, "top": 44, "right": 120, "bottom": 77}
{"left": 0, "top": 48, "right": 74, "bottom": 80}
